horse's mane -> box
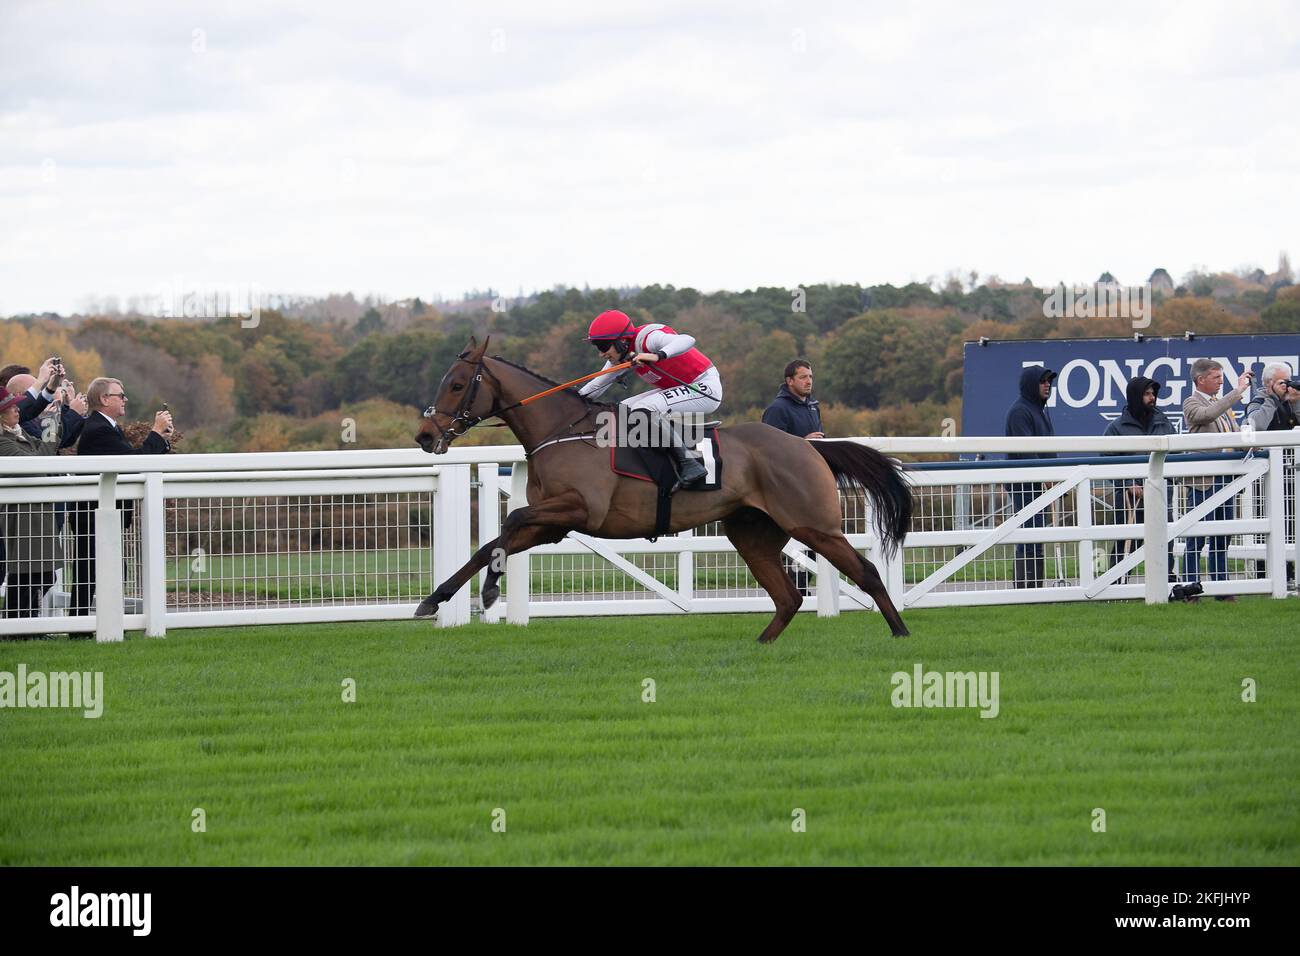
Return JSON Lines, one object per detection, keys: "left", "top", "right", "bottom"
{"left": 485, "top": 354, "right": 618, "bottom": 410}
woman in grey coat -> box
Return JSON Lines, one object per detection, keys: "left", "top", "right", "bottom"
{"left": 0, "top": 388, "right": 65, "bottom": 624}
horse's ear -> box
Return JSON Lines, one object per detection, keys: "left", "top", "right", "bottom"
{"left": 477, "top": 334, "right": 491, "bottom": 358}
{"left": 463, "top": 335, "right": 478, "bottom": 355}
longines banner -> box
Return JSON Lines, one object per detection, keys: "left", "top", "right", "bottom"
{"left": 961, "top": 333, "right": 1300, "bottom": 447}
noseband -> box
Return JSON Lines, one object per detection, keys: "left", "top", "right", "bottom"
{"left": 423, "top": 359, "right": 496, "bottom": 446}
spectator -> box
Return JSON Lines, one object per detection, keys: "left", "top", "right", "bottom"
{"left": 1181, "top": 358, "right": 1251, "bottom": 600}
{"left": 1244, "top": 361, "right": 1300, "bottom": 432}
{"left": 762, "top": 360, "right": 824, "bottom": 439}
{"left": 759, "top": 361, "right": 821, "bottom": 595}
{"left": 761, "top": 360, "right": 823, "bottom": 595}
{"left": 1243, "top": 362, "right": 1299, "bottom": 584}
{"left": 9, "top": 372, "right": 87, "bottom": 449}
{"left": 1004, "top": 365, "right": 1056, "bottom": 588}
{"left": 69, "top": 378, "right": 173, "bottom": 616}
{"left": 2, "top": 358, "right": 65, "bottom": 424}
{"left": 1102, "top": 377, "right": 1176, "bottom": 581}
{"left": 0, "top": 389, "right": 67, "bottom": 628}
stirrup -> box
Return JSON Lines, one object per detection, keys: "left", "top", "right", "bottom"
{"left": 672, "top": 453, "right": 706, "bottom": 491}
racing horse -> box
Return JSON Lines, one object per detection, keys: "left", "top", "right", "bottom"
{"left": 414, "top": 336, "right": 913, "bottom": 642}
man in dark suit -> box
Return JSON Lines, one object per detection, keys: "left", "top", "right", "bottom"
{"left": 71, "top": 377, "right": 173, "bottom": 615}
{"left": 10, "top": 373, "right": 88, "bottom": 450}
{"left": 1, "top": 358, "right": 63, "bottom": 424}
{"left": 0, "top": 359, "right": 66, "bottom": 589}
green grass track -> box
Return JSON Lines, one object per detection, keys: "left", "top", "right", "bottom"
{"left": 1, "top": 598, "right": 1296, "bottom": 865}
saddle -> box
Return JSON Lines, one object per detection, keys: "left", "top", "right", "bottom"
{"left": 608, "top": 409, "right": 723, "bottom": 538}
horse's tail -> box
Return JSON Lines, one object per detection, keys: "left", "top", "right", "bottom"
{"left": 810, "top": 440, "right": 913, "bottom": 559}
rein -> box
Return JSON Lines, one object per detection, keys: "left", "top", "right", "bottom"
{"left": 423, "top": 359, "right": 634, "bottom": 451}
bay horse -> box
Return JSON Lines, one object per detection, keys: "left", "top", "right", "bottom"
{"left": 414, "top": 336, "right": 913, "bottom": 642}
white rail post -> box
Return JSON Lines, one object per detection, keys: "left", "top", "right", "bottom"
{"left": 884, "top": 534, "right": 906, "bottom": 611}
{"left": 432, "top": 463, "right": 472, "bottom": 627}
{"left": 477, "top": 463, "right": 503, "bottom": 623}
{"left": 815, "top": 553, "right": 840, "bottom": 617}
{"left": 1078, "top": 477, "right": 1095, "bottom": 590}
{"left": 1266, "top": 449, "right": 1287, "bottom": 598}
{"left": 1293, "top": 442, "right": 1300, "bottom": 596}
{"left": 141, "top": 472, "right": 167, "bottom": 638}
{"left": 506, "top": 461, "right": 530, "bottom": 625}
{"left": 677, "top": 527, "right": 694, "bottom": 607}
{"left": 1144, "top": 451, "right": 1169, "bottom": 605}
{"left": 94, "top": 473, "right": 124, "bottom": 642}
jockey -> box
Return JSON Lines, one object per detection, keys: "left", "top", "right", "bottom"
{"left": 579, "top": 309, "right": 722, "bottom": 487}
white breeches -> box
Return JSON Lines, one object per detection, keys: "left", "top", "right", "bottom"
{"left": 621, "top": 366, "right": 722, "bottom": 417}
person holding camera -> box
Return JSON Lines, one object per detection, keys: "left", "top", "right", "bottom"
{"left": 0, "top": 357, "right": 66, "bottom": 424}
{"left": 1244, "top": 362, "right": 1300, "bottom": 585}
{"left": 69, "top": 377, "right": 174, "bottom": 616}
{"left": 1181, "top": 358, "right": 1252, "bottom": 600}
{"left": 8, "top": 370, "right": 87, "bottom": 449}
{"left": 1245, "top": 362, "right": 1300, "bottom": 432}
{"left": 0, "top": 387, "right": 69, "bottom": 626}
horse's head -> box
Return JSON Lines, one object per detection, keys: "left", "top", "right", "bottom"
{"left": 416, "top": 335, "right": 497, "bottom": 454}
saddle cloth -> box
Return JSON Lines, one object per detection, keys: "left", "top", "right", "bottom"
{"left": 608, "top": 411, "right": 723, "bottom": 493}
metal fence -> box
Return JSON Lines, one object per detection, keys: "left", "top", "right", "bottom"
{"left": 0, "top": 435, "right": 1296, "bottom": 642}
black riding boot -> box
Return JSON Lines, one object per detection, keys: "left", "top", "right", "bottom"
{"left": 661, "top": 416, "right": 706, "bottom": 490}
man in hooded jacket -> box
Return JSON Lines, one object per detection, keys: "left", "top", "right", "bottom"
{"left": 1102, "top": 377, "right": 1176, "bottom": 583}
{"left": 1004, "top": 365, "right": 1057, "bottom": 588}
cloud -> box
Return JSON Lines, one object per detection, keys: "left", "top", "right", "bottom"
{"left": 1, "top": 0, "right": 1297, "bottom": 315}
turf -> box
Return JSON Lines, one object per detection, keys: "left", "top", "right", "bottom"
{"left": 1, "top": 598, "right": 1296, "bottom": 866}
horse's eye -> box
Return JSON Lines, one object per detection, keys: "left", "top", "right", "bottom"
{"left": 451, "top": 383, "right": 464, "bottom": 391}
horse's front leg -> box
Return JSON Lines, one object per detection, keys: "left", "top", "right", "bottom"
{"left": 414, "top": 535, "right": 503, "bottom": 618}
{"left": 479, "top": 524, "right": 571, "bottom": 610}
{"left": 416, "top": 492, "right": 589, "bottom": 620}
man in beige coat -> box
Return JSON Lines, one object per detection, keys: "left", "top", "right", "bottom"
{"left": 1180, "top": 358, "right": 1252, "bottom": 599}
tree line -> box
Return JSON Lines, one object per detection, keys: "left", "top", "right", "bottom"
{"left": 3, "top": 269, "right": 1297, "bottom": 452}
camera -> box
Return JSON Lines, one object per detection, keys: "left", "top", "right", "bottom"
{"left": 1283, "top": 379, "right": 1300, "bottom": 392}
{"left": 1169, "top": 582, "right": 1204, "bottom": 603}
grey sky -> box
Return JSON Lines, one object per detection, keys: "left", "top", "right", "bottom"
{"left": 2, "top": 0, "right": 1297, "bottom": 315}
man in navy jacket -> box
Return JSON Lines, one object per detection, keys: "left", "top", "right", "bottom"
{"left": 761, "top": 360, "right": 824, "bottom": 595}
{"left": 762, "top": 360, "right": 824, "bottom": 438}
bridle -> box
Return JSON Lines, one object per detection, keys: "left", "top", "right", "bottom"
{"left": 422, "top": 357, "right": 499, "bottom": 448}
{"left": 422, "top": 354, "right": 638, "bottom": 455}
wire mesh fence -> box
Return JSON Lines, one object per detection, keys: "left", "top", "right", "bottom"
{"left": 164, "top": 492, "right": 435, "bottom": 611}
{"left": 0, "top": 445, "right": 1294, "bottom": 638}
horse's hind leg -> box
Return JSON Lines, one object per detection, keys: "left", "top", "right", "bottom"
{"left": 722, "top": 508, "right": 802, "bottom": 644}
{"left": 479, "top": 524, "right": 568, "bottom": 609}
{"left": 789, "top": 527, "right": 909, "bottom": 637}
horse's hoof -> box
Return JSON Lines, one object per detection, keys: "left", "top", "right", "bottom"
{"left": 891, "top": 628, "right": 910, "bottom": 638}
{"left": 481, "top": 585, "right": 500, "bottom": 610}
{"left": 414, "top": 596, "right": 441, "bottom": 619}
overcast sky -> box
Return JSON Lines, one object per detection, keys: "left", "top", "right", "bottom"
{"left": 2, "top": 0, "right": 1297, "bottom": 316}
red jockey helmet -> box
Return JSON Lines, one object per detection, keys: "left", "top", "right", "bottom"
{"left": 587, "top": 310, "right": 635, "bottom": 344}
